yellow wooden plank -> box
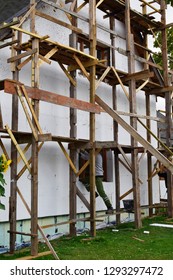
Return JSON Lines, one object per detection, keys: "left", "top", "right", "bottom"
{"left": 16, "top": 251, "right": 52, "bottom": 260}
{"left": 21, "top": 85, "right": 43, "bottom": 134}
{"left": 16, "top": 85, "right": 38, "bottom": 141}
{"left": 5, "top": 125, "right": 31, "bottom": 173}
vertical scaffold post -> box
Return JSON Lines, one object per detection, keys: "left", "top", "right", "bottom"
{"left": 69, "top": 0, "right": 77, "bottom": 236}
{"left": 89, "top": 0, "right": 96, "bottom": 236}
{"left": 125, "top": 0, "right": 141, "bottom": 228}
{"left": 30, "top": 0, "right": 39, "bottom": 256}
{"left": 110, "top": 15, "right": 120, "bottom": 225}
{"left": 142, "top": 2, "right": 153, "bottom": 216}
{"left": 160, "top": 0, "right": 173, "bottom": 217}
{"left": 9, "top": 27, "right": 20, "bottom": 254}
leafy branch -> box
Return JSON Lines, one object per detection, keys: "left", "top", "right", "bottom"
{"left": 0, "top": 154, "right": 12, "bottom": 210}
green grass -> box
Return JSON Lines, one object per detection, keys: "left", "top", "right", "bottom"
{"left": 1, "top": 214, "right": 173, "bottom": 260}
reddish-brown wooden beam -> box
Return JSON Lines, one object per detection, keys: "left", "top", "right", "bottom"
{"left": 1, "top": 80, "right": 101, "bottom": 114}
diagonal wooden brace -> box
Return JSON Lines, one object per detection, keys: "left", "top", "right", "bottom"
{"left": 5, "top": 125, "right": 31, "bottom": 173}
{"left": 16, "top": 85, "right": 38, "bottom": 141}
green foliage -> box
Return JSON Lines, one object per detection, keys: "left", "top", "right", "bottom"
{"left": 153, "top": 2, "right": 173, "bottom": 70}
{"left": 166, "top": 0, "right": 173, "bottom": 6}
{"left": 0, "top": 154, "right": 11, "bottom": 210}
{"left": 0, "top": 172, "right": 6, "bottom": 210}
{"left": 153, "top": 27, "right": 173, "bottom": 70}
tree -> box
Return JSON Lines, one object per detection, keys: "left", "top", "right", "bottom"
{"left": 153, "top": 1, "right": 173, "bottom": 70}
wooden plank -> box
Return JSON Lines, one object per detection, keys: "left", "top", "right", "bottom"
{"left": 96, "top": 67, "right": 111, "bottom": 89}
{"left": 17, "top": 56, "right": 32, "bottom": 70}
{"left": 9, "top": 25, "right": 96, "bottom": 60}
{"left": 16, "top": 85, "right": 38, "bottom": 141}
{"left": 96, "top": 0, "right": 105, "bottom": 8}
{"left": 35, "top": 10, "right": 82, "bottom": 34}
{"left": 68, "top": 59, "right": 98, "bottom": 72}
{"left": 16, "top": 2, "right": 38, "bottom": 28}
{"left": 138, "top": 118, "right": 173, "bottom": 156}
{"left": 147, "top": 86, "right": 173, "bottom": 96}
{"left": 17, "top": 144, "right": 31, "bottom": 164}
{"left": 39, "top": 47, "right": 58, "bottom": 66}
{"left": 17, "top": 142, "right": 44, "bottom": 180}
{"left": 76, "top": 148, "right": 101, "bottom": 177}
{"left": 16, "top": 251, "right": 52, "bottom": 260}
{"left": 111, "top": 67, "right": 129, "bottom": 99}
{"left": 110, "top": 14, "right": 120, "bottom": 225}
{"left": 9, "top": 32, "right": 20, "bottom": 253}
{"left": 0, "top": 20, "right": 20, "bottom": 30}
{"left": 136, "top": 79, "right": 149, "bottom": 93}
{"left": 73, "top": 54, "right": 90, "bottom": 80}
{"left": 125, "top": 0, "right": 141, "bottom": 228}
{"left": 95, "top": 95, "right": 173, "bottom": 173}
{"left": 120, "top": 188, "right": 133, "bottom": 200}
{"left": 89, "top": 0, "right": 97, "bottom": 237}
{"left": 17, "top": 165, "right": 61, "bottom": 262}
{"left": 139, "top": 0, "right": 160, "bottom": 13}
{"left": 7, "top": 230, "right": 37, "bottom": 237}
{"left": 69, "top": 14, "right": 78, "bottom": 236}
{"left": 5, "top": 125, "right": 31, "bottom": 173}
{"left": 58, "top": 141, "right": 77, "bottom": 174}
{"left": 3, "top": 80, "right": 100, "bottom": 113}
{"left": 21, "top": 85, "right": 43, "bottom": 134}
{"left": 58, "top": 62, "right": 76, "bottom": 87}
{"left": 0, "top": 40, "right": 19, "bottom": 50}
{"left": 7, "top": 49, "right": 37, "bottom": 63}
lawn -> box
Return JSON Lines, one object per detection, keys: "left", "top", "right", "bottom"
{"left": 0, "top": 214, "right": 173, "bottom": 260}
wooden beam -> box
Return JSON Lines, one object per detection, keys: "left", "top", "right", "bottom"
{"left": 58, "top": 62, "right": 77, "bottom": 87}
{"left": 111, "top": 67, "right": 129, "bottom": 99}
{"left": 39, "top": 47, "right": 58, "bottom": 66}
{"left": 7, "top": 230, "right": 37, "bottom": 237}
{"left": 16, "top": 186, "right": 59, "bottom": 259}
{"left": 96, "top": 67, "right": 111, "bottom": 89}
{"left": 16, "top": 2, "right": 38, "bottom": 28}
{"left": 146, "top": 86, "right": 173, "bottom": 95}
{"left": 9, "top": 25, "right": 96, "bottom": 60}
{"left": 16, "top": 85, "right": 38, "bottom": 141}
{"left": 58, "top": 141, "right": 77, "bottom": 174}
{"left": 21, "top": 85, "right": 43, "bottom": 134}
{"left": 16, "top": 251, "right": 52, "bottom": 260}
{"left": 0, "top": 20, "right": 20, "bottom": 30}
{"left": 95, "top": 95, "right": 173, "bottom": 173}
{"left": 0, "top": 40, "right": 19, "bottom": 50}
{"left": 120, "top": 188, "right": 133, "bottom": 200}
{"left": 7, "top": 49, "right": 37, "bottom": 63}
{"left": 17, "top": 56, "right": 32, "bottom": 70}
{"left": 3, "top": 80, "right": 100, "bottom": 113}
{"left": 73, "top": 54, "right": 90, "bottom": 80}
{"left": 68, "top": 59, "right": 98, "bottom": 72}
{"left": 117, "top": 70, "right": 154, "bottom": 84}
{"left": 35, "top": 10, "right": 82, "bottom": 34}
{"left": 5, "top": 125, "right": 31, "bottom": 173}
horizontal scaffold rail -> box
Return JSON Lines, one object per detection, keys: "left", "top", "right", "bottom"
{"left": 0, "top": 79, "right": 100, "bottom": 114}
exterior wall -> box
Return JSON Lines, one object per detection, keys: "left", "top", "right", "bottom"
{"left": 0, "top": 1, "right": 160, "bottom": 246}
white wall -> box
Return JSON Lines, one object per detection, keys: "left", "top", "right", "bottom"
{"left": 0, "top": 1, "right": 160, "bottom": 228}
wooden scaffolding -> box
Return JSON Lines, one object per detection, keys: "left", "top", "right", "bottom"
{"left": 0, "top": 0, "right": 173, "bottom": 258}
